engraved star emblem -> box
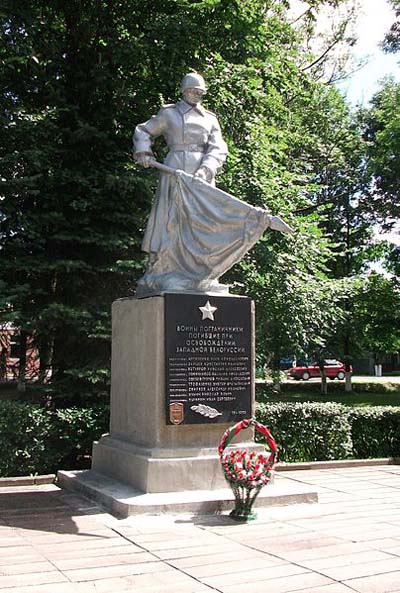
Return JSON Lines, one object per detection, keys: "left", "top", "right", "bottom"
{"left": 199, "top": 300, "right": 217, "bottom": 321}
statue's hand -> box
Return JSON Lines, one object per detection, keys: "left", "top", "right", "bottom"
{"left": 194, "top": 166, "right": 212, "bottom": 183}
{"left": 135, "top": 153, "right": 153, "bottom": 168}
{"left": 269, "top": 215, "right": 294, "bottom": 234}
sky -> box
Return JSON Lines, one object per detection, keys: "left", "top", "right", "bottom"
{"left": 349, "top": 0, "right": 400, "bottom": 249}
{"left": 334, "top": 0, "right": 399, "bottom": 250}
{"left": 290, "top": 1, "right": 399, "bottom": 246}
{"left": 289, "top": 1, "right": 399, "bottom": 252}
{"left": 289, "top": 0, "right": 399, "bottom": 105}
{"left": 336, "top": 0, "right": 400, "bottom": 105}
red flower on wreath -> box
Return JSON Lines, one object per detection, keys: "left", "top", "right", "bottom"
{"left": 219, "top": 419, "right": 278, "bottom": 489}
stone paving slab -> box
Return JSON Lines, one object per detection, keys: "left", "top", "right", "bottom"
{"left": 0, "top": 464, "right": 400, "bottom": 592}
{"left": 343, "top": 571, "right": 400, "bottom": 593}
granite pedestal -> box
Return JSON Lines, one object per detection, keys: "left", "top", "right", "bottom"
{"left": 59, "top": 295, "right": 318, "bottom": 513}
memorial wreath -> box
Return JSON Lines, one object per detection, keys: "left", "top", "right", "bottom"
{"left": 218, "top": 418, "right": 278, "bottom": 521}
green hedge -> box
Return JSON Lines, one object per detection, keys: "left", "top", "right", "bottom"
{"left": 1, "top": 401, "right": 400, "bottom": 476}
{"left": 349, "top": 407, "right": 400, "bottom": 458}
{"left": 0, "top": 402, "right": 109, "bottom": 477}
{"left": 256, "top": 402, "right": 400, "bottom": 462}
{"left": 256, "top": 403, "right": 353, "bottom": 462}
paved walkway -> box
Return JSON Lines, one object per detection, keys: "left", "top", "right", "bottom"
{"left": 1, "top": 465, "right": 400, "bottom": 593}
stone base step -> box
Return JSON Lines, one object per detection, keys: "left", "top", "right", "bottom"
{"left": 58, "top": 469, "right": 318, "bottom": 518}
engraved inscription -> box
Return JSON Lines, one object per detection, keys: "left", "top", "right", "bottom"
{"left": 165, "top": 294, "right": 252, "bottom": 425}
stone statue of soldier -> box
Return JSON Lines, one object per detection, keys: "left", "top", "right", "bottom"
{"left": 135, "top": 72, "right": 227, "bottom": 184}
{"left": 134, "top": 72, "right": 292, "bottom": 296}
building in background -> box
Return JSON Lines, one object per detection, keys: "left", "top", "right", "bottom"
{"left": 0, "top": 324, "right": 40, "bottom": 382}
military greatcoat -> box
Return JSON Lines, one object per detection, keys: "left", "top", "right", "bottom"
{"left": 133, "top": 100, "right": 274, "bottom": 295}
{"left": 134, "top": 100, "right": 228, "bottom": 255}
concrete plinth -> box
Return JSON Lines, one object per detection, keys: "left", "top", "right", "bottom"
{"left": 103, "top": 296, "right": 242, "bottom": 450}
{"left": 59, "top": 295, "right": 318, "bottom": 512}
{"left": 71, "top": 296, "right": 259, "bottom": 496}
{"left": 92, "top": 434, "right": 261, "bottom": 492}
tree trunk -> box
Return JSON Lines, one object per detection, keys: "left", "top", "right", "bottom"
{"left": 272, "top": 370, "right": 281, "bottom": 393}
{"left": 344, "top": 354, "right": 352, "bottom": 392}
{"left": 0, "top": 350, "right": 6, "bottom": 383}
{"left": 17, "top": 330, "right": 28, "bottom": 392}
{"left": 320, "top": 365, "right": 327, "bottom": 395}
{"left": 272, "top": 352, "right": 281, "bottom": 393}
{"left": 343, "top": 211, "right": 353, "bottom": 393}
{"left": 38, "top": 337, "right": 54, "bottom": 383}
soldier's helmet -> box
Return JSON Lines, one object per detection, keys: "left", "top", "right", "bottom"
{"left": 180, "top": 72, "right": 207, "bottom": 94}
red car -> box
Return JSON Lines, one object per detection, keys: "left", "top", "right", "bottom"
{"left": 287, "top": 359, "right": 351, "bottom": 381}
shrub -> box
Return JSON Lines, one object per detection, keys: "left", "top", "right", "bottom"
{"left": 1, "top": 400, "right": 400, "bottom": 477}
{"left": 52, "top": 406, "right": 110, "bottom": 470}
{"left": 0, "top": 401, "right": 109, "bottom": 477}
{"left": 255, "top": 402, "right": 353, "bottom": 462}
{"left": 0, "top": 402, "right": 55, "bottom": 477}
{"left": 349, "top": 406, "right": 400, "bottom": 458}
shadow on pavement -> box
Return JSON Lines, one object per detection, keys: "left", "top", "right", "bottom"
{"left": 0, "top": 487, "right": 106, "bottom": 538}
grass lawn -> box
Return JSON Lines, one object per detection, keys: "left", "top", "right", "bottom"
{"left": 263, "top": 391, "right": 400, "bottom": 407}
{"left": 256, "top": 376, "right": 400, "bottom": 407}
